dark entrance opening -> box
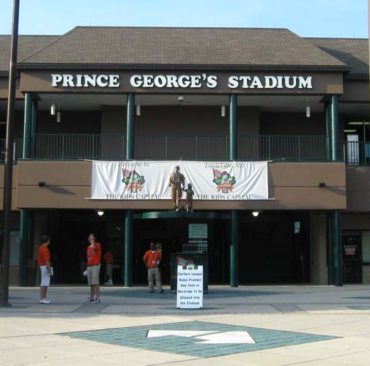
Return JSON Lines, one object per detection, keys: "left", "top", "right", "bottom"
{"left": 133, "top": 212, "right": 229, "bottom": 285}
{"left": 238, "top": 211, "right": 310, "bottom": 284}
{"left": 44, "top": 209, "right": 310, "bottom": 285}
{"left": 49, "top": 210, "right": 229, "bottom": 285}
{"left": 49, "top": 210, "right": 124, "bottom": 284}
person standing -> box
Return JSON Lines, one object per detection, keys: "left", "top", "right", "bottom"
{"left": 86, "top": 233, "right": 102, "bottom": 303}
{"left": 143, "top": 242, "right": 164, "bottom": 293}
{"left": 37, "top": 235, "right": 52, "bottom": 304}
{"left": 169, "top": 165, "right": 185, "bottom": 211}
{"left": 103, "top": 246, "right": 114, "bottom": 286}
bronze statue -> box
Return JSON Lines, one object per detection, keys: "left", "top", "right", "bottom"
{"left": 169, "top": 165, "right": 185, "bottom": 211}
{"left": 183, "top": 183, "right": 194, "bottom": 212}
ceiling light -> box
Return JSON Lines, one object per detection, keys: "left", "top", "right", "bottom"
{"left": 306, "top": 105, "right": 311, "bottom": 118}
{"left": 344, "top": 129, "right": 357, "bottom": 133}
{"left": 348, "top": 121, "right": 370, "bottom": 125}
{"left": 252, "top": 211, "right": 260, "bottom": 217}
{"left": 97, "top": 210, "right": 104, "bottom": 216}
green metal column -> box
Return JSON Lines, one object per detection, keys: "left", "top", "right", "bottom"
{"left": 230, "top": 210, "right": 238, "bottom": 287}
{"left": 325, "top": 102, "right": 331, "bottom": 161}
{"left": 328, "top": 95, "right": 342, "bottom": 286}
{"left": 124, "top": 94, "right": 135, "bottom": 286}
{"left": 124, "top": 210, "right": 133, "bottom": 287}
{"left": 229, "top": 94, "right": 238, "bottom": 287}
{"left": 331, "top": 210, "right": 343, "bottom": 286}
{"left": 19, "top": 209, "right": 32, "bottom": 286}
{"left": 330, "top": 95, "right": 339, "bottom": 161}
{"left": 126, "top": 93, "right": 135, "bottom": 160}
{"left": 229, "top": 94, "right": 238, "bottom": 160}
{"left": 22, "top": 93, "right": 32, "bottom": 158}
{"left": 327, "top": 212, "right": 333, "bottom": 285}
{"left": 30, "top": 98, "right": 38, "bottom": 157}
{"left": 19, "top": 93, "right": 34, "bottom": 285}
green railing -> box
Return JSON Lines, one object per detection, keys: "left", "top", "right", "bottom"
{"left": 239, "top": 135, "right": 330, "bottom": 161}
{"left": 135, "top": 135, "right": 228, "bottom": 160}
{"left": 0, "top": 134, "right": 333, "bottom": 162}
{"left": 33, "top": 134, "right": 125, "bottom": 160}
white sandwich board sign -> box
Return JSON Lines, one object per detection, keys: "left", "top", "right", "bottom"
{"left": 177, "top": 265, "right": 203, "bottom": 309}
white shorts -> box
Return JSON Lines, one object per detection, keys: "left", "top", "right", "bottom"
{"left": 39, "top": 266, "right": 51, "bottom": 287}
{"left": 87, "top": 265, "right": 100, "bottom": 285}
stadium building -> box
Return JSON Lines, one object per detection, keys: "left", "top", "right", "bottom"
{"left": 0, "top": 27, "right": 369, "bottom": 286}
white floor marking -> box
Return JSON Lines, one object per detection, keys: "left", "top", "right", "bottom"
{"left": 147, "top": 330, "right": 213, "bottom": 338}
{"left": 147, "top": 330, "right": 256, "bottom": 344}
{"left": 196, "top": 331, "right": 255, "bottom": 344}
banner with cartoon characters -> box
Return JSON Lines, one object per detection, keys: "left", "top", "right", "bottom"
{"left": 91, "top": 161, "right": 268, "bottom": 200}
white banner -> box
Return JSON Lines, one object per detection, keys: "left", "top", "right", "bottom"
{"left": 91, "top": 160, "right": 268, "bottom": 200}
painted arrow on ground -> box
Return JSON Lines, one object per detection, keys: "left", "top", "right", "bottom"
{"left": 196, "top": 331, "right": 255, "bottom": 344}
{"left": 147, "top": 330, "right": 255, "bottom": 344}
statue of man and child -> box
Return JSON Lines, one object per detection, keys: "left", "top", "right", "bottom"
{"left": 169, "top": 165, "right": 194, "bottom": 212}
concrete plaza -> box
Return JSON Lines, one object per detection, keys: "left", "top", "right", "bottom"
{"left": 1, "top": 285, "right": 370, "bottom": 365}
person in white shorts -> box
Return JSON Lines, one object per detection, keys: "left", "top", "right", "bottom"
{"left": 37, "top": 235, "right": 52, "bottom": 304}
{"left": 86, "top": 233, "right": 102, "bottom": 303}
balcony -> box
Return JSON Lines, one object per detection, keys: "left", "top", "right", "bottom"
{"left": 0, "top": 133, "right": 336, "bottom": 162}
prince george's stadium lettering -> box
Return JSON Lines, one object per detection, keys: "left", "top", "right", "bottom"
{"left": 51, "top": 74, "right": 120, "bottom": 88}
{"left": 227, "top": 75, "right": 312, "bottom": 89}
{"left": 130, "top": 74, "right": 218, "bottom": 88}
{"left": 50, "top": 73, "right": 313, "bottom": 90}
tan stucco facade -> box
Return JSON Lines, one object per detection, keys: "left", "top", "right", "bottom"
{"left": 11, "top": 160, "right": 346, "bottom": 211}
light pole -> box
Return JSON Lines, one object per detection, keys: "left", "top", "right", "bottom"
{"left": 1, "top": 0, "right": 20, "bottom": 306}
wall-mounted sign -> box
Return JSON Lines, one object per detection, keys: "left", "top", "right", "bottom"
{"left": 189, "top": 224, "right": 208, "bottom": 239}
{"left": 50, "top": 72, "right": 312, "bottom": 91}
{"left": 344, "top": 245, "right": 357, "bottom": 257}
{"left": 21, "top": 70, "right": 344, "bottom": 95}
{"left": 294, "top": 221, "right": 301, "bottom": 234}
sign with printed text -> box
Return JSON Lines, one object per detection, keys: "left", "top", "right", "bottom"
{"left": 177, "top": 265, "right": 203, "bottom": 309}
{"left": 189, "top": 224, "right": 208, "bottom": 239}
{"left": 91, "top": 160, "right": 269, "bottom": 200}
{"left": 21, "top": 71, "right": 343, "bottom": 95}
{"left": 49, "top": 72, "right": 313, "bottom": 91}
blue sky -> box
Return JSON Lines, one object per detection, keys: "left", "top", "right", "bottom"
{"left": 0, "top": 0, "right": 368, "bottom": 38}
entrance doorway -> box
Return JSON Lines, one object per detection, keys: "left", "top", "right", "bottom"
{"left": 238, "top": 211, "right": 310, "bottom": 284}
{"left": 48, "top": 210, "right": 124, "bottom": 284}
{"left": 342, "top": 232, "right": 363, "bottom": 283}
{"left": 133, "top": 213, "right": 229, "bottom": 285}
{"left": 42, "top": 209, "right": 310, "bottom": 285}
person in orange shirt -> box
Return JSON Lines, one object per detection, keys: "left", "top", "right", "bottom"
{"left": 37, "top": 235, "right": 52, "bottom": 304}
{"left": 143, "top": 242, "right": 163, "bottom": 293}
{"left": 103, "top": 246, "right": 114, "bottom": 286}
{"left": 86, "top": 233, "right": 102, "bottom": 303}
